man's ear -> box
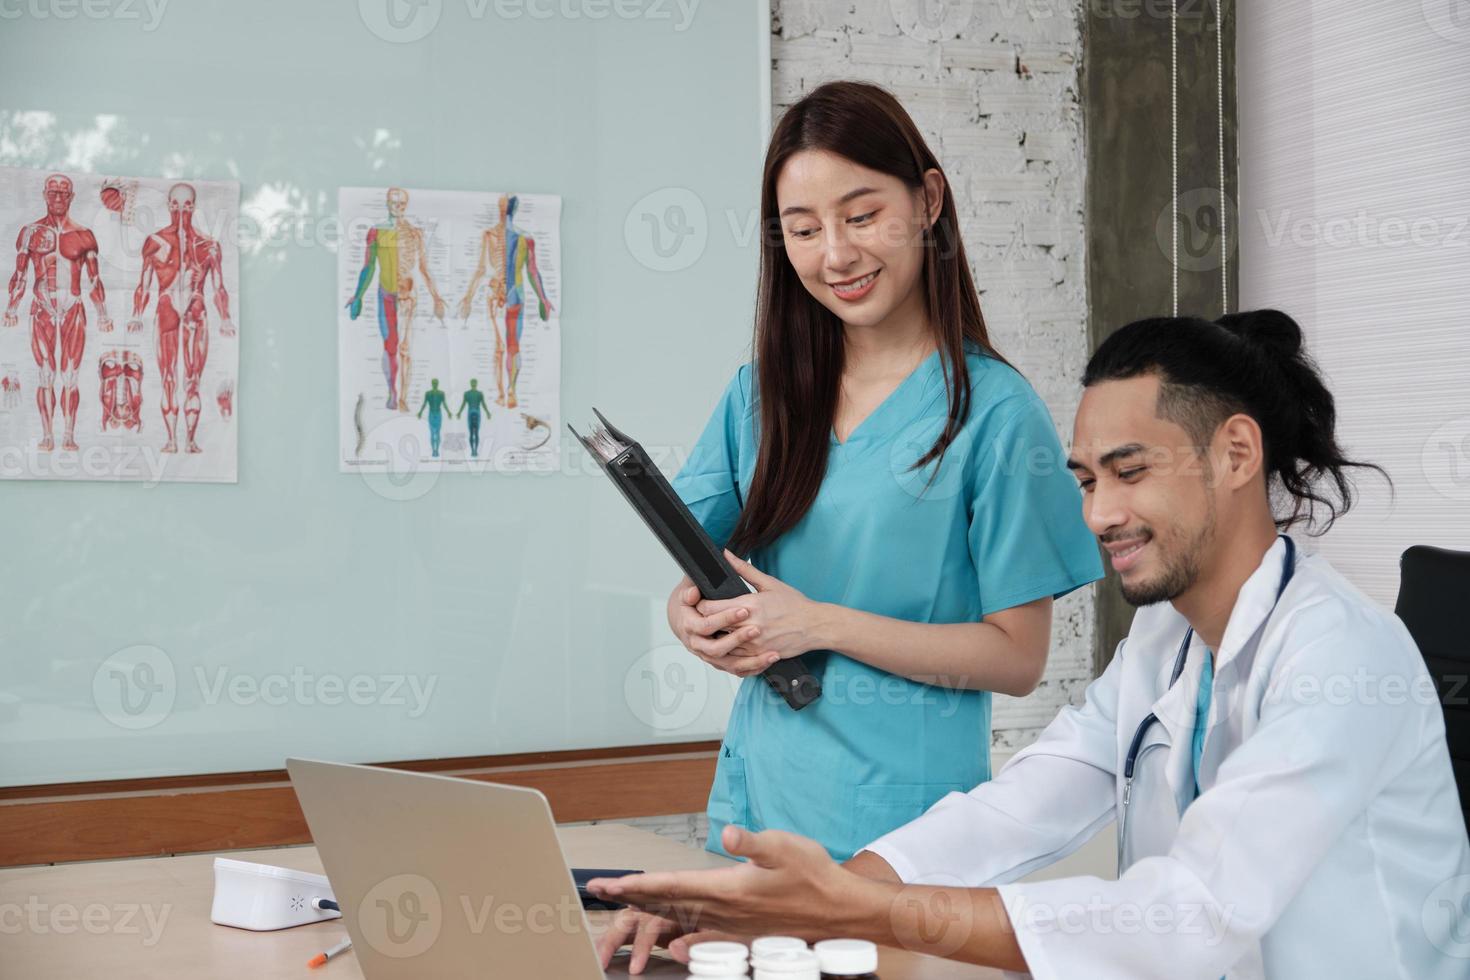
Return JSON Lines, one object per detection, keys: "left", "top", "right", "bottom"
{"left": 1216, "top": 413, "right": 1266, "bottom": 490}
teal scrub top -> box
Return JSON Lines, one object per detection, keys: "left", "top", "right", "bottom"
{"left": 1189, "top": 649, "right": 1215, "bottom": 806}
{"left": 672, "top": 341, "right": 1104, "bottom": 861}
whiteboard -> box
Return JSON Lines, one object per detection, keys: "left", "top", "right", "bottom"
{"left": 0, "top": 0, "right": 769, "bottom": 786}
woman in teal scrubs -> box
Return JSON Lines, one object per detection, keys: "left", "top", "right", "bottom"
{"left": 669, "top": 81, "right": 1103, "bottom": 864}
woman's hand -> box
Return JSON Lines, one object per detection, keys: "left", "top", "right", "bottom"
{"left": 666, "top": 576, "right": 781, "bottom": 677}
{"left": 692, "top": 551, "right": 829, "bottom": 662}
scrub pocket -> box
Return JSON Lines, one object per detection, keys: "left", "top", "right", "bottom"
{"left": 853, "top": 782, "right": 965, "bottom": 843}
{"left": 707, "top": 747, "right": 749, "bottom": 831}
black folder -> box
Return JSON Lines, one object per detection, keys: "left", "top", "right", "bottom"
{"left": 569, "top": 409, "right": 821, "bottom": 711}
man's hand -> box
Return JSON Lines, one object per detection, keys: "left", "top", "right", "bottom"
{"left": 594, "top": 846, "right": 907, "bottom": 974}
{"left": 593, "top": 828, "right": 1027, "bottom": 974}
{"left": 594, "top": 908, "right": 680, "bottom": 974}
{"left": 587, "top": 826, "right": 869, "bottom": 943}
{"left": 593, "top": 909, "right": 689, "bottom": 974}
{"left": 594, "top": 907, "right": 748, "bottom": 975}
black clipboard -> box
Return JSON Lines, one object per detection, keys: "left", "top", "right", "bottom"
{"left": 569, "top": 409, "right": 822, "bottom": 711}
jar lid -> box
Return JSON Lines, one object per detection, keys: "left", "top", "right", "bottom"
{"left": 688, "top": 940, "right": 751, "bottom": 963}
{"left": 685, "top": 968, "right": 749, "bottom": 979}
{"left": 813, "top": 938, "right": 878, "bottom": 974}
{"left": 750, "top": 947, "right": 819, "bottom": 973}
{"left": 750, "top": 936, "right": 808, "bottom": 957}
{"left": 686, "top": 960, "right": 749, "bottom": 978}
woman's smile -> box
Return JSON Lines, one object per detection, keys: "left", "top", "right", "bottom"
{"left": 830, "top": 268, "right": 880, "bottom": 301}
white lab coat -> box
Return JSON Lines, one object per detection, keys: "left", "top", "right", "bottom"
{"left": 865, "top": 537, "right": 1470, "bottom": 979}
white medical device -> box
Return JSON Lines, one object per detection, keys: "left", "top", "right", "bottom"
{"left": 209, "top": 857, "right": 342, "bottom": 931}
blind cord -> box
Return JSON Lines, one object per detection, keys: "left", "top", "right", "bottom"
{"left": 1172, "top": 0, "right": 1179, "bottom": 316}
{"left": 1217, "top": 0, "right": 1228, "bottom": 315}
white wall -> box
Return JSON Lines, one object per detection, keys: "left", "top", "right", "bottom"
{"left": 1238, "top": 0, "right": 1470, "bottom": 599}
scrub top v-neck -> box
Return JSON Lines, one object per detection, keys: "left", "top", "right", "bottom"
{"left": 830, "top": 356, "right": 927, "bottom": 446}
{"left": 673, "top": 341, "right": 1103, "bottom": 860}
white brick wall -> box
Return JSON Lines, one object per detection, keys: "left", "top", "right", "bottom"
{"left": 603, "top": 0, "right": 1096, "bottom": 847}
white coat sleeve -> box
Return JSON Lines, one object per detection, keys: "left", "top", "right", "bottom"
{"left": 993, "top": 597, "right": 1429, "bottom": 980}
{"left": 860, "top": 640, "right": 1124, "bottom": 886}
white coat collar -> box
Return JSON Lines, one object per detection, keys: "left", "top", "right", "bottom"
{"left": 1130, "top": 536, "right": 1293, "bottom": 811}
{"left": 1213, "top": 535, "right": 1293, "bottom": 673}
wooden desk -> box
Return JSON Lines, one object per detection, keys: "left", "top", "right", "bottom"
{"left": 0, "top": 823, "right": 1005, "bottom": 979}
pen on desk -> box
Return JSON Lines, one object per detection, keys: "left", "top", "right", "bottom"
{"left": 308, "top": 937, "right": 352, "bottom": 969}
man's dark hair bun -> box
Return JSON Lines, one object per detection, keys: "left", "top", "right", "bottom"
{"left": 1216, "top": 308, "right": 1303, "bottom": 359}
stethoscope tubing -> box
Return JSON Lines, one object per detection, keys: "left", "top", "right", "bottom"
{"left": 1118, "top": 536, "right": 1297, "bottom": 841}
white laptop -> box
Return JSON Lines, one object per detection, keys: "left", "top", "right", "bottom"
{"left": 286, "top": 758, "right": 685, "bottom": 978}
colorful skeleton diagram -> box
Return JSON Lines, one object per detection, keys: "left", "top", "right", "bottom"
{"left": 338, "top": 187, "right": 561, "bottom": 474}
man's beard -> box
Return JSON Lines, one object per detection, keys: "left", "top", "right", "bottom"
{"left": 1120, "top": 508, "right": 1217, "bottom": 607}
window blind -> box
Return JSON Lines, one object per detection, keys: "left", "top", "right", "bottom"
{"left": 1237, "top": 0, "right": 1470, "bottom": 604}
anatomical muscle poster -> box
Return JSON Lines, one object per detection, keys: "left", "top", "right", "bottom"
{"left": 0, "top": 166, "right": 240, "bottom": 483}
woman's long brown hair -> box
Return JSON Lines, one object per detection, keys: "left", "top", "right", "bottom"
{"left": 726, "top": 80, "right": 1010, "bottom": 556}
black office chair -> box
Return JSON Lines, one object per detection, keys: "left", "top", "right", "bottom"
{"left": 1395, "top": 545, "right": 1470, "bottom": 832}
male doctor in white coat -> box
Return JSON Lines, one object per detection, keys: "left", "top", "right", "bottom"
{"left": 591, "top": 310, "right": 1470, "bottom": 979}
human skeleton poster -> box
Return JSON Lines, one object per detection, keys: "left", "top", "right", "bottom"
{"left": 337, "top": 186, "right": 562, "bottom": 475}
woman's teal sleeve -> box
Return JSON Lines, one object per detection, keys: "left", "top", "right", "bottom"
{"left": 967, "top": 395, "right": 1103, "bottom": 617}
{"left": 671, "top": 366, "right": 750, "bottom": 550}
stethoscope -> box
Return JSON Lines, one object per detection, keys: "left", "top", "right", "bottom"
{"left": 1118, "top": 535, "right": 1297, "bottom": 870}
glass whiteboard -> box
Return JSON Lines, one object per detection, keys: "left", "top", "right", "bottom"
{"left": 0, "top": 0, "right": 768, "bottom": 785}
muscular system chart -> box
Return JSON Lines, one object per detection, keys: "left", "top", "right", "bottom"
{"left": 0, "top": 167, "right": 240, "bottom": 483}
